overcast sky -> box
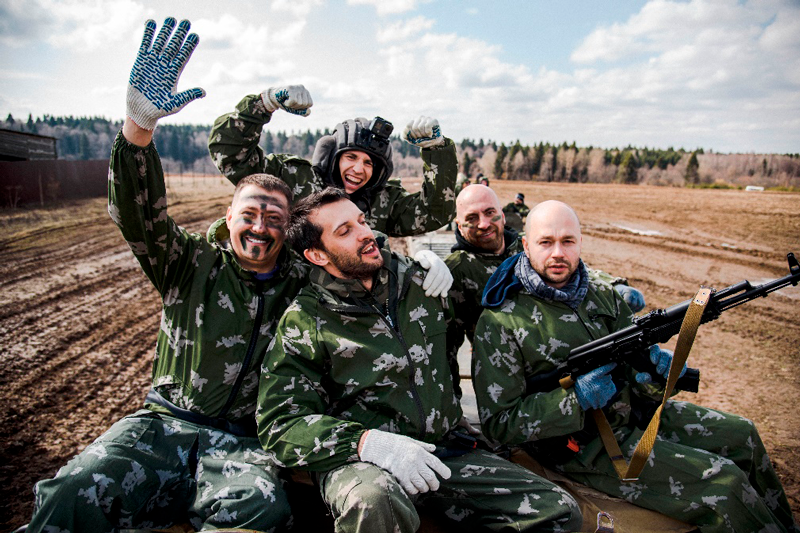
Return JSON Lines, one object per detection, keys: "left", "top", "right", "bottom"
{"left": 1, "top": 0, "right": 798, "bottom": 154}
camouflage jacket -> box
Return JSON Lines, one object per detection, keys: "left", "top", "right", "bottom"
{"left": 472, "top": 256, "right": 664, "bottom": 455}
{"left": 109, "top": 132, "right": 309, "bottom": 435}
{"left": 446, "top": 226, "right": 524, "bottom": 351}
{"left": 256, "top": 248, "right": 462, "bottom": 472}
{"left": 208, "top": 94, "right": 458, "bottom": 236}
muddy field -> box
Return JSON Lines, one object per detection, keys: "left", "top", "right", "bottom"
{"left": 1, "top": 177, "right": 798, "bottom": 531}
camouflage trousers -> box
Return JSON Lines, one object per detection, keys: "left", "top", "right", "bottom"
{"left": 317, "top": 448, "right": 583, "bottom": 533}
{"left": 553, "top": 400, "right": 798, "bottom": 533}
{"left": 28, "top": 410, "right": 292, "bottom": 533}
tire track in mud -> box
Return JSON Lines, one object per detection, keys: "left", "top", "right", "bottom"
{"left": 0, "top": 190, "right": 229, "bottom": 531}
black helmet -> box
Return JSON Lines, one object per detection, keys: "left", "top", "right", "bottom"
{"left": 311, "top": 117, "right": 394, "bottom": 213}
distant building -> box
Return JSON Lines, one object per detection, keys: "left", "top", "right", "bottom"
{"left": 0, "top": 128, "right": 58, "bottom": 161}
{"left": 0, "top": 128, "right": 107, "bottom": 207}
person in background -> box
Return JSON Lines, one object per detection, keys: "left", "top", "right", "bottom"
{"left": 502, "top": 192, "right": 530, "bottom": 232}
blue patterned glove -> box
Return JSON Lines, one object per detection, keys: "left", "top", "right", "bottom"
{"left": 127, "top": 18, "right": 206, "bottom": 130}
{"left": 649, "top": 345, "right": 687, "bottom": 379}
{"left": 261, "top": 86, "right": 313, "bottom": 117}
{"left": 574, "top": 363, "right": 617, "bottom": 410}
{"left": 403, "top": 116, "right": 444, "bottom": 148}
{"left": 614, "top": 284, "right": 646, "bottom": 312}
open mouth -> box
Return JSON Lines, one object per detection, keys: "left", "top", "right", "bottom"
{"left": 343, "top": 173, "right": 363, "bottom": 190}
{"left": 245, "top": 233, "right": 275, "bottom": 251}
{"left": 359, "top": 240, "right": 379, "bottom": 257}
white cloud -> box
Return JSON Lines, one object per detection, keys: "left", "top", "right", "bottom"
{"left": 376, "top": 16, "right": 435, "bottom": 43}
{"left": 347, "top": 0, "right": 429, "bottom": 16}
{"left": 45, "top": 0, "right": 146, "bottom": 49}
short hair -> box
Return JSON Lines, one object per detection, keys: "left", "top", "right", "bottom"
{"left": 288, "top": 187, "right": 350, "bottom": 255}
{"left": 232, "top": 174, "right": 293, "bottom": 205}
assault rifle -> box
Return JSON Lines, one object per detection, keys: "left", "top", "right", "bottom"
{"left": 526, "top": 252, "right": 800, "bottom": 395}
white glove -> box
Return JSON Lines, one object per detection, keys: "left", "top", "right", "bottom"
{"left": 403, "top": 116, "right": 445, "bottom": 148}
{"left": 261, "top": 85, "right": 313, "bottom": 117}
{"left": 415, "top": 249, "right": 453, "bottom": 298}
{"left": 359, "top": 429, "right": 451, "bottom": 495}
{"left": 127, "top": 18, "right": 206, "bottom": 131}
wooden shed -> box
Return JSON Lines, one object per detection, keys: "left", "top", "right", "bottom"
{"left": 0, "top": 128, "right": 58, "bottom": 161}
{"left": 0, "top": 128, "right": 107, "bottom": 207}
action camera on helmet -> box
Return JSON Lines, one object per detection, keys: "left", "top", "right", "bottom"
{"left": 355, "top": 116, "right": 394, "bottom": 153}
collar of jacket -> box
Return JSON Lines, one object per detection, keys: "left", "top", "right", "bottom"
{"left": 307, "top": 246, "right": 417, "bottom": 313}
{"left": 451, "top": 225, "right": 521, "bottom": 257}
{"left": 206, "top": 217, "right": 296, "bottom": 281}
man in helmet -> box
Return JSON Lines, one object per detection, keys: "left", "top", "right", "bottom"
{"left": 209, "top": 87, "right": 458, "bottom": 237}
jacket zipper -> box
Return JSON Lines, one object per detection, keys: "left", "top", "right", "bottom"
{"left": 218, "top": 292, "right": 265, "bottom": 419}
{"left": 324, "top": 268, "right": 427, "bottom": 440}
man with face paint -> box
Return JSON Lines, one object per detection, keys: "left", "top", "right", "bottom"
{"left": 472, "top": 200, "right": 799, "bottom": 533}
{"left": 256, "top": 188, "right": 583, "bottom": 533}
{"left": 27, "top": 18, "right": 307, "bottom": 532}
{"left": 209, "top": 88, "right": 459, "bottom": 239}
{"left": 445, "top": 185, "right": 645, "bottom": 369}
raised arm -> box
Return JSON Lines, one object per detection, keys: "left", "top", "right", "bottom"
{"left": 208, "top": 87, "right": 313, "bottom": 184}
{"left": 380, "top": 116, "right": 458, "bottom": 236}
{"left": 109, "top": 17, "right": 206, "bottom": 293}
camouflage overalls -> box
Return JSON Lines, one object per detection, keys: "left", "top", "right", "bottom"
{"left": 208, "top": 94, "right": 458, "bottom": 237}
{"left": 257, "top": 248, "right": 582, "bottom": 533}
{"left": 29, "top": 132, "right": 309, "bottom": 532}
{"left": 472, "top": 254, "right": 798, "bottom": 533}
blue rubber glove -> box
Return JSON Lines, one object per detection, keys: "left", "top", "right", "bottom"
{"left": 649, "top": 345, "right": 687, "bottom": 379}
{"left": 127, "top": 18, "right": 206, "bottom": 130}
{"left": 614, "top": 284, "right": 646, "bottom": 312}
{"left": 574, "top": 363, "right": 617, "bottom": 411}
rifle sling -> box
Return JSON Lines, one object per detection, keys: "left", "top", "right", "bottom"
{"left": 587, "top": 287, "right": 712, "bottom": 482}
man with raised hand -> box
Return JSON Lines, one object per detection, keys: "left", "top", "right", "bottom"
{"left": 27, "top": 18, "right": 306, "bottom": 532}
{"left": 208, "top": 88, "right": 459, "bottom": 238}
{"left": 256, "top": 188, "right": 583, "bottom": 533}
{"left": 472, "top": 200, "right": 798, "bottom": 533}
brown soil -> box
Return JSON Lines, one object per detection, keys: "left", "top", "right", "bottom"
{"left": 1, "top": 177, "right": 798, "bottom": 531}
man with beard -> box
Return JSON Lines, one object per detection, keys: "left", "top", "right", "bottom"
{"left": 446, "top": 185, "right": 644, "bottom": 364}
{"left": 256, "top": 188, "right": 583, "bottom": 533}
{"left": 472, "top": 200, "right": 798, "bottom": 533}
{"left": 209, "top": 88, "right": 458, "bottom": 238}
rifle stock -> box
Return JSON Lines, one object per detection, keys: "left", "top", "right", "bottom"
{"left": 526, "top": 252, "right": 799, "bottom": 395}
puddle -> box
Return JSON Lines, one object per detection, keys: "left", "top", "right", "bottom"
{"left": 612, "top": 224, "right": 664, "bottom": 237}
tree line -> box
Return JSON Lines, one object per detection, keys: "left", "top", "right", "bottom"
{"left": 5, "top": 113, "right": 799, "bottom": 189}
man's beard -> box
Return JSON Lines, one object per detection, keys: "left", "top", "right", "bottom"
{"left": 327, "top": 240, "right": 384, "bottom": 281}
{"left": 537, "top": 258, "right": 577, "bottom": 286}
{"left": 468, "top": 226, "right": 504, "bottom": 253}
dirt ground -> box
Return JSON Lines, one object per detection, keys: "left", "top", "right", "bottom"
{"left": 0, "top": 176, "right": 798, "bottom": 531}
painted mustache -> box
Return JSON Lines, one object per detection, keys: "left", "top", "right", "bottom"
{"left": 241, "top": 231, "right": 275, "bottom": 253}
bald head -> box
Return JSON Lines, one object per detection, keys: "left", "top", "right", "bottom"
{"left": 455, "top": 184, "right": 506, "bottom": 254}
{"left": 456, "top": 184, "right": 501, "bottom": 217}
{"left": 525, "top": 200, "right": 581, "bottom": 236}
{"left": 522, "top": 200, "right": 583, "bottom": 288}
